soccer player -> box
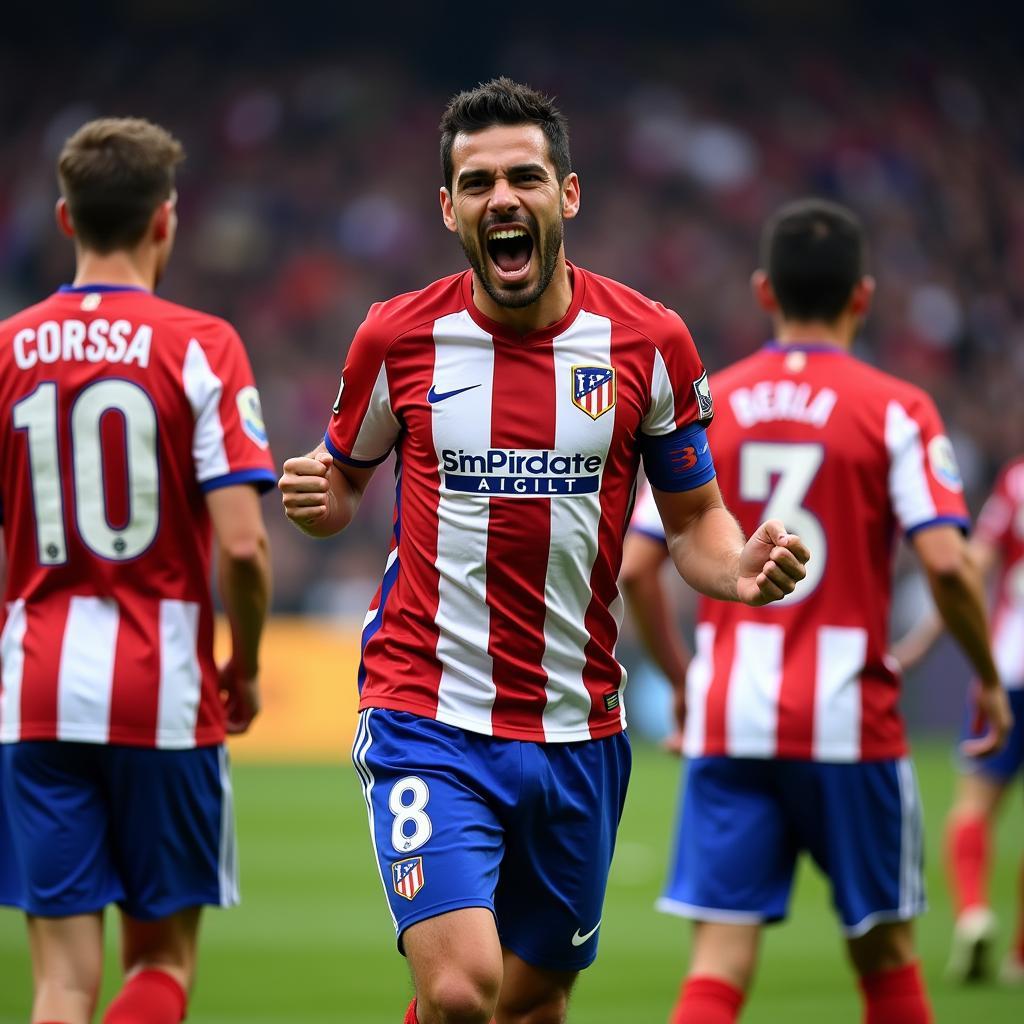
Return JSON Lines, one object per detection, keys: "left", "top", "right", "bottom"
{"left": 279, "top": 78, "right": 810, "bottom": 1024}
{"left": 620, "top": 198, "right": 1012, "bottom": 1024}
{"left": 892, "top": 456, "right": 1024, "bottom": 983}
{"left": 0, "top": 118, "right": 275, "bottom": 1024}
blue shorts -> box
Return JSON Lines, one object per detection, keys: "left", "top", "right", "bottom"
{"left": 1, "top": 742, "right": 238, "bottom": 920}
{"left": 960, "top": 688, "right": 1024, "bottom": 784}
{"left": 352, "top": 709, "right": 631, "bottom": 971}
{"left": 659, "top": 757, "right": 926, "bottom": 937}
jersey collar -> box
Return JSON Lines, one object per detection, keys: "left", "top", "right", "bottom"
{"left": 58, "top": 283, "right": 150, "bottom": 294}
{"left": 762, "top": 340, "right": 849, "bottom": 355}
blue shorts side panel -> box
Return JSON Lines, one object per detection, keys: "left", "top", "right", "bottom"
{"left": 660, "top": 757, "right": 925, "bottom": 936}
{"left": 2, "top": 742, "right": 236, "bottom": 919}
{"left": 960, "top": 689, "right": 1024, "bottom": 783}
{"left": 353, "top": 709, "right": 631, "bottom": 971}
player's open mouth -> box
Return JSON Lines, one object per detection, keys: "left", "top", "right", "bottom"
{"left": 486, "top": 225, "right": 534, "bottom": 283}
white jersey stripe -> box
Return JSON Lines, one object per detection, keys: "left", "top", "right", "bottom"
{"left": 885, "top": 400, "right": 937, "bottom": 532}
{"left": 431, "top": 311, "right": 497, "bottom": 730}
{"left": 182, "top": 338, "right": 229, "bottom": 484}
{"left": 156, "top": 599, "right": 202, "bottom": 749}
{"left": 993, "top": 604, "right": 1024, "bottom": 689}
{"left": 0, "top": 600, "right": 27, "bottom": 742}
{"left": 725, "top": 622, "right": 784, "bottom": 757}
{"left": 542, "top": 313, "right": 616, "bottom": 738}
{"left": 217, "top": 745, "right": 240, "bottom": 906}
{"left": 57, "top": 596, "right": 119, "bottom": 742}
{"left": 813, "top": 626, "right": 868, "bottom": 761}
{"left": 351, "top": 362, "right": 399, "bottom": 463}
{"left": 683, "top": 623, "right": 715, "bottom": 758}
{"left": 643, "top": 347, "right": 678, "bottom": 435}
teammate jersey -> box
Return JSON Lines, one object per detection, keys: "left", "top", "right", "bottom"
{"left": 974, "top": 457, "right": 1024, "bottom": 689}
{"left": 326, "top": 264, "right": 710, "bottom": 742}
{"left": 0, "top": 285, "right": 276, "bottom": 748}
{"left": 629, "top": 342, "right": 968, "bottom": 762}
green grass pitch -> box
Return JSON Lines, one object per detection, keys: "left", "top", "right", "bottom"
{"left": 0, "top": 739, "right": 1020, "bottom": 1022}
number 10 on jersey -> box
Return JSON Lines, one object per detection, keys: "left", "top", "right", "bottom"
{"left": 13, "top": 380, "right": 159, "bottom": 565}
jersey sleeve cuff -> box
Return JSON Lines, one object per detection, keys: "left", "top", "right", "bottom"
{"left": 199, "top": 468, "right": 278, "bottom": 494}
{"left": 904, "top": 515, "right": 971, "bottom": 538}
{"left": 630, "top": 524, "right": 668, "bottom": 544}
{"left": 323, "top": 432, "right": 392, "bottom": 467}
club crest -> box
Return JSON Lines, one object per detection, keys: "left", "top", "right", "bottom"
{"left": 392, "top": 857, "right": 424, "bottom": 900}
{"left": 693, "top": 370, "right": 714, "bottom": 420}
{"left": 572, "top": 365, "right": 616, "bottom": 420}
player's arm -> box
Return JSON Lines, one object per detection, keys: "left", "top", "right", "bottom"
{"left": 910, "top": 525, "right": 1011, "bottom": 755}
{"left": 207, "top": 483, "right": 272, "bottom": 734}
{"left": 620, "top": 531, "right": 691, "bottom": 748}
{"left": 890, "top": 535, "right": 999, "bottom": 672}
{"left": 279, "top": 442, "right": 376, "bottom": 538}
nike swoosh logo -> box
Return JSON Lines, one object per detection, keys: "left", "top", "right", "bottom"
{"left": 427, "top": 384, "right": 481, "bottom": 404}
{"left": 571, "top": 921, "right": 601, "bottom": 946}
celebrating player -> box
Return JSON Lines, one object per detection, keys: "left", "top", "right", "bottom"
{"left": 0, "top": 119, "right": 275, "bottom": 1024}
{"left": 892, "top": 456, "right": 1024, "bottom": 983}
{"left": 279, "top": 77, "right": 810, "bottom": 1024}
{"left": 620, "top": 198, "right": 1012, "bottom": 1024}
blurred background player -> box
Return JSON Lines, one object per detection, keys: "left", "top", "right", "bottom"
{"left": 619, "top": 197, "right": 1012, "bottom": 1024}
{"left": 892, "top": 455, "right": 1024, "bottom": 984}
{"left": 279, "top": 78, "right": 809, "bottom": 1024}
{"left": 0, "top": 118, "right": 275, "bottom": 1024}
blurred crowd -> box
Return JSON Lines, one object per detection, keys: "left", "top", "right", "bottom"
{"left": 1, "top": 32, "right": 1021, "bottom": 624}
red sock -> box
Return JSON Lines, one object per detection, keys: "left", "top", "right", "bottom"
{"left": 103, "top": 969, "right": 187, "bottom": 1023}
{"left": 670, "top": 975, "right": 744, "bottom": 1024}
{"left": 947, "top": 815, "right": 989, "bottom": 915}
{"left": 858, "top": 962, "right": 931, "bottom": 1024}
{"left": 404, "top": 999, "right": 419, "bottom": 1024}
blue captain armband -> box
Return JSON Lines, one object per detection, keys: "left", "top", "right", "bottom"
{"left": 640, "top": 423, "right": 716, "bottom": 492}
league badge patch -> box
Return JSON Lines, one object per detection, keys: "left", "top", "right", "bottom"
{"left": 392, "top": 857, "right": 425, "bottom": 900}
{"left": 236, "top": 386, "right": 269, "bottom": 449}
{"left": 572, "top": 365, "right": 616, "bottom": 420}
{"left": 927, "top": 435, "right": 963, "bottom": 493}
{"left": 693, "top": 370, "right": 714, "bottom": 420}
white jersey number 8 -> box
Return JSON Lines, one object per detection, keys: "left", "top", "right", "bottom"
{"left": 389, "top": 776, "right": 432, "bottom": 853}
{"left": 740, "top": 442, "right": 826, "bottom": 604}
{"left": 13, "top": 380, "right": 159, "bottom": 565}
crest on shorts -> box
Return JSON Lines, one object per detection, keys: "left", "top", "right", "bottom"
{"left": 392, "top": 857, "right": 424, "bottom": 900}
{"left": 572, "top": 365, "right": 616, "bottom": 420}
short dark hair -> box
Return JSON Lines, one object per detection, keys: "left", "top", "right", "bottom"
{"left": 761, "top": 198, "right": 867, "bottom": 322}
{"left": 58, "top": 117, "right": 184, "bottom": 252}
{"left": 439, "top": 77, "right": 571, "bottom": 191}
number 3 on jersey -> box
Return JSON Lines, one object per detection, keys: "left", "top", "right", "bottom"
{"left": 13, "top": 380, "right": 158, "bottom": 565}
{"left": 740, "top": 442, "right": 826, "bottom": 603}
{"left": 389, "top": 776, "right": 432, "bottom": 853}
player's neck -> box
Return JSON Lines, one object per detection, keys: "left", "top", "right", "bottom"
{"left": 471, "top": 257, "right": 574, "bottom": 336}
{"left": 72, "top": 248, "right": 156, "bottom": 292}
{"left": 774, "top": 319, "right": 854, "bottom": 351}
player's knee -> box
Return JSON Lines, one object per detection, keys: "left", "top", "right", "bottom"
{"left": 419, "top": 967, "right": 500, "bottom": 1023}
{"left": 848, "top": 923, "right": 916, "bottom": 976}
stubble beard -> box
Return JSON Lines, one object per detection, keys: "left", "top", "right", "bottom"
{"left": 460, "top": 216, "right": 564, "bottom": 310}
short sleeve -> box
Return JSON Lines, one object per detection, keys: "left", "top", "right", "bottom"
{"left": 324, "top": 311, "right": 400, "bottom": 467}
{"left": 640, "top": 313, "right": 713, "bottom": 438}
{"left": 181, "top": 325, "right": 276, "bottom": 494}
{"left": 974, "top": 469, "right": 1014, "bottom": 549}
{"left": 884, "top": 394, "right": 969, "bottom": 536}
{"left": 629, "top": 482, "right": 666, "bottom": 543}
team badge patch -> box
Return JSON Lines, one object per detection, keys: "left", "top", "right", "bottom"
{"left": 693, "top": 370, "right": 714, "bottom": 420}
{"left": 236, "top": 386, "right": 269, "bottom": 449}
{"left": 572, "top": 365, "right": 616, "bottom": 420}
{"left": 392, "top": 857, "right": 424, "bottom": 900}
{"left": 332, "top": 375, "right": 345, "bottom": 414}
{"left": 927, "top": 435, "right": 963, "bottom": 493}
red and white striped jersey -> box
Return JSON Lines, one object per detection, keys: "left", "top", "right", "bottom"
{"left": 974, "top": 457, "right": 1024, "bottom": 690}
{"left": 630, "top": 342, "right": 969, "bottom": 762}
{"left": 326, "top": 265, "right": 708, "bottom": 742}
{"left": 0, "top": 285, "right": 276, "bottom": 748}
